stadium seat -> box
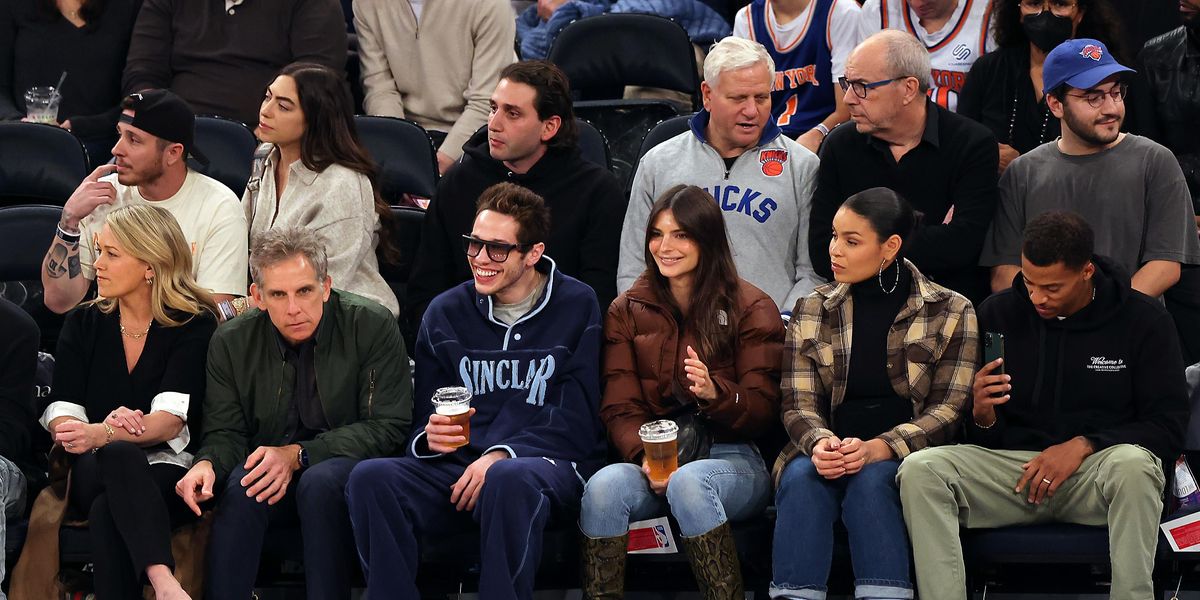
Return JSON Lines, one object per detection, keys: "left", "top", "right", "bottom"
{"left": 637, "top": 114, "right": 695, "bottom": 164}
{"left": 190, "top": 116, "right": 257, "bottom": 198}
{"left": 576, "top": 119, "right": 611, "bottom": 171}
{"left": 382, "top": 205, "right": 425, "bottom": 347}
{"left": 0, "top": 204, "right": 68, "bottom": 351}
{"left": 547, "top": 13, "right": 701, "bottom": 109}
{"left": 575, "top": 101, "right": 680, "bottom": 189}
{"left": 0, "top": 122, "right": 89, "bottom": 207}
{"left": 355, "top": 116, "right": 439, "bottom": 203}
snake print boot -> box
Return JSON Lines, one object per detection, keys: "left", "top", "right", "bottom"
{"left": 680, "top": 521, "right": 743, "bottom": 600}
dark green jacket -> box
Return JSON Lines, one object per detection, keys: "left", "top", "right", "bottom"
{"left": 195, "top": 290, "right": 412, "bottom": 483}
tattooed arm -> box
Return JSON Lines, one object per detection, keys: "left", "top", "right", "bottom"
{"left": 42, "top": 164, "right": 118, "bottom": 313}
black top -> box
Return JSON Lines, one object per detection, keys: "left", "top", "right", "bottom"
{"left": 0, "top": 0, "right": 141, "bottom": 139}
{"left": 959, "top": 47, "right": 1061, "bottom": 155}
{"left": 274, "top": 325, "right": 330, "bottom": 443}
{"left": 1138, "top": 26, "right": 1200, "bottom": 212}
{"left": 50, "top": 305, "right": 216, "bottom": 454}
{"left": 836, "top": 263, "right": 913, "bottom": 440}
{"left": 966, "top": 255, "right": 1188, "bottom": 466}
{"left": 809, "top": 101, "right": 999, "bottom": 305}
{"left": 406, "top": 128, "right": 626, "bottom": 331}
{"left": 122, "top": 0, "right": 348, "bottom": 126}
{"left": 0, "top": 297, "right": 40, "bottom": 488}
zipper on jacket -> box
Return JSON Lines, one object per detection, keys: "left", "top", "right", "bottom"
{"left": 368, "top": 369, "right": 376, "bottom": 417}
{"left": 275, "top": 360, "right": 286, "bottom": 420}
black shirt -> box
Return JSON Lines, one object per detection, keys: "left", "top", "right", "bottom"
{"left": 273, "top": 325, "right": 330, "bottom": 444}
{"left": 959, "top": 47, "right": 1061, "bottom": 155}
{"left": 809, "top": 101, "right": 999, "bottom": 305}
{"left": 0, "top": 297, "right": 40, "bottom": 491}
{"left": 0, "top": 0, "right": 141, "bottom": 139}
{"left": 50, "top": 305, "right": 216, "bottom": 454}
{"left": 836, "top": 263, "right": 913, "bottom": 440}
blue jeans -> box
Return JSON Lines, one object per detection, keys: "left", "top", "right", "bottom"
{"left": 0, "top": 455, "right": 26, "bottom": 600}
{"left": 580, "top": 443, "right": 770, "bottom": 538}
{"left": 772, "top": 458, "right": 912, "bottom": 600}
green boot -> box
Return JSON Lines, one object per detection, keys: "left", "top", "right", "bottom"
{"left": 581, "top": 532, "right": 628, "bottom": 599}
{"left": 680, "top": 522, "right": 744, "bottom": 600}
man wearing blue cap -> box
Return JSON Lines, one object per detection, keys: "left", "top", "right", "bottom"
{"left": 981, "top": 38, "right": 1200, "bottom": 296}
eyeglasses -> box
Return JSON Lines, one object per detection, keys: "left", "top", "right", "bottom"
{"left": 1018, "top": 0, "right": 1079, "bottom": 16}
{"left": 461, "top": 235, "right": 532, "bottom": 262}
{"left": 1066, "top": 83, "right": 1129, "bottom": 108}
{"left": 838, "top": 76, "right": 906, "bottom": 99}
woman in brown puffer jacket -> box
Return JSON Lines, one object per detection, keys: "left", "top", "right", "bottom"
{"left": 579, "top": 184, "right": 785, "bottom": 600}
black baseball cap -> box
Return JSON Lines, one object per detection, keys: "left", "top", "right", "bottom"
{"left": 118, "top": 89, "right": 209, "bottom": 166}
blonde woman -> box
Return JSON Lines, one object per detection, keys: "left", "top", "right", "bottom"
{"left": 39, "top": 204, "right": 217, "bottom": 600}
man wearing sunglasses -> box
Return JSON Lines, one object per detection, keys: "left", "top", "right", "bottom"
{"left": 346, "top": 182, "right": 606, "bottom": 600}
{"left": 982, "top": 38, "right": 1200, "bottom": 298}
{"left": 808, "top": 30, "right": 1000, "bottom": 305}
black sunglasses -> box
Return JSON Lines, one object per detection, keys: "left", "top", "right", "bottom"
{"left": 461, "top": 235, "right": 533, "bottom": 262}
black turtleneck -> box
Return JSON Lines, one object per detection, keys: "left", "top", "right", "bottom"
{"left": 834, "top": 261, "right": 913, "bottom": 440}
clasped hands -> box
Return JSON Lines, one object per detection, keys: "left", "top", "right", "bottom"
{"left": 53, "top": 406, "right": 144, "bottom": 454}
{"left": 811, "top": 436, "right": 893, "bottom": 479}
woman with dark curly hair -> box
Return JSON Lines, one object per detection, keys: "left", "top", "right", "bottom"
{"left": 959, "top": 0, "right": 1130, "bottom": 171}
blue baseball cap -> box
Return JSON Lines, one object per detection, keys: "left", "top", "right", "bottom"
{"left": 1042, "top": 38, "right": 1135, "bottom": 93}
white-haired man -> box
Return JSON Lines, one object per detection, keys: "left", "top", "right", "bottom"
{"left": 618, "top": 36, "right": 820, "bottom": 318}
{"left": 808, "top": 30, "right": 998, "bottom": 304}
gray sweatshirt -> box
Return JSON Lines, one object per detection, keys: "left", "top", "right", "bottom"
{"left": 618, "top": 112, "right": 820, "bottom": 314}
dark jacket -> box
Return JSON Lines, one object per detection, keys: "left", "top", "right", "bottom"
{"left": 1138, "top": 26, "right": 1200, "bottom": 213}
{"left": 121, "top": 0, "right": 347, "bottom": 126}
{"left": 410, "top": 257, "right": 607, "bottom": 480}
{"left": 196, "top": 289, "right": 412, "bottom": 484}
{"left": 0, "top": 297, "right": 41, "bottom": 497}
{"left": 602, "top": 275, "right": 784, "bottom": 463}
{"left": 406, "top": 128, "right": 626, "bottom": 331}
{"left": 967, "top": 256, "right": 1189, "bottom": 465}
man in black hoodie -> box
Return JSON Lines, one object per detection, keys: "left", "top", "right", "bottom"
{"left": 898, "top": 211, "right": 1189, "bottom": 600}
{"left": 405, "top": 60, "right": 625, "bottom": 333}
{"left": 0, "top": 297, "right": 40, "bottom": 598}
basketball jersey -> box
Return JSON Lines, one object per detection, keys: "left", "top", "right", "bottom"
{"left": 742, "top": 0, "right": 838, "bottom": 136}
{"left": 862, "top": 0, "right": 996, "bottom": 111}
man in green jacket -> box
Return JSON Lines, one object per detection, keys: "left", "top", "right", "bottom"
{"left": 175, "top": 226, "right": 412, "bottom": 599}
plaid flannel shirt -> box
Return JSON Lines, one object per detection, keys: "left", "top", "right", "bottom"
{"left": 773, "top": 260, "right": 979, "bottom": 485}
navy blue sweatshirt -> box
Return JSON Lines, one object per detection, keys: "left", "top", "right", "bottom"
{"left": 967, "top": 256, "right": 1189, "bottom": 465}
{"left": 409, "top": 257, "right": 607, "bottom": 480}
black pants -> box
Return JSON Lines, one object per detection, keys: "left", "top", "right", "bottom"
{"left": 70, "top": 441, "right": 194, "bottom": 599}
{"left": 205, "top": 457, "right": 359, "bottom": 600}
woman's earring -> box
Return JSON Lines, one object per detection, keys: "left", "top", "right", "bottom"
{"left": 145, "top": 276, "right": 153, "bottom": 286}
{"left": 878, "top": 258, "right": 899, "bottom": 294}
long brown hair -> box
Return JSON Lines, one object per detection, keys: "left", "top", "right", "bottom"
{"left": 643, "top": 185, "right": 740, "bottom": 364}
{"left": 277, "top": 62, "right": 398, "bottom": 262}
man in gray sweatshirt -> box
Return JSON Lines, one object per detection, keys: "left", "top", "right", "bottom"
{"left": 618, "top": 36, "right": 820, "bottom": 316}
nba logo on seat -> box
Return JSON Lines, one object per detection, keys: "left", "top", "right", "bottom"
{"left": 759, "top": 149, "right": 788, "bottom": 177}
{"left": 1080, "top": 45, "right": 1103, "bottom": 61}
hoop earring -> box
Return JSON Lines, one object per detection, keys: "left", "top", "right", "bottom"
{"left": 878, "top": 258, "right": 899, "bottom": 294}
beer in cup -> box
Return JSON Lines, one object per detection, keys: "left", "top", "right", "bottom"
{"left": 639, "top": 420, "right": 679, "bottom": 484}
{"left": 432, "top": 386, "right": 472, "bottom": 448}
{"left": 24, "top": 87, "right": 60, "bottom": 124}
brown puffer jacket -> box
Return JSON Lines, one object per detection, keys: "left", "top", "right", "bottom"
{"left": 601, "top": 274, "right": 785, "bottom": 462}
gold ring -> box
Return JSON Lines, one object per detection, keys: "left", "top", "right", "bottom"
{"left": 1041, "top": 478, "right": 1052, "bottom": 485}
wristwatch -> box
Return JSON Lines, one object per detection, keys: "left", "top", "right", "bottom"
{"left": 297, "top": 446, "right": 310, "bottom": 469}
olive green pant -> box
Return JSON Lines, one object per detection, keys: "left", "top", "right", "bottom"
{"left": 897, "top": 444, "right": 1165, "bottom": 600}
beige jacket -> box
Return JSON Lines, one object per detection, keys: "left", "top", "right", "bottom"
{"left": 353, "top": 0, "right": 516, "bottom": 159}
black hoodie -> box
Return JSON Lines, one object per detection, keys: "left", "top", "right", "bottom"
{"left": 405, "top": 128, "right": 626, "bottom": 332}
{"left": 967, "top": 256, "right": 1188, "bottom": 465}
{"left": 0, "top": 297, "right": 41, "bottom": 501}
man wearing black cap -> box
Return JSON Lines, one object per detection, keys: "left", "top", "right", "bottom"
{"left": 41, "top": 89, "right": 248, "bottom": 314}
{"left": 981, "top": 38, "right": 1200, "bottom": 297}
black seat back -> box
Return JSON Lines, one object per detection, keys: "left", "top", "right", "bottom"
{"left": 0, "top": 123, "right": 89, "bottom": 207}
{"left": 547, "top": 14, "right": 701, "bottom": 109}
{"left": 189, "top": 116, "right": 257, "bottom": 197}
{"left": 381, "top": 206, "right": 426, "bottom": 348}
{"left": 355, "top": 116, "right": 439, "bottom": 202}
{"left": 576, "top": 119, "right": 611, "bottom": 171}
{"left": 0, "top": 204, "right": 68, "bottom": 350}
{"left": 637, "top": 114, "right": 695, "bottom": 163}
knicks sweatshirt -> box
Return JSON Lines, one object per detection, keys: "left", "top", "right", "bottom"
{"left": 409, "top": 257, "right": 608, "bottom": 479}
{"left": 618, "top": 111, "right": 821, "bottom": 314}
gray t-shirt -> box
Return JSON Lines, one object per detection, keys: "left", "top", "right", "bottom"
{"left": 492, "top": 274, "right": 548, "bottom": 326}
{"left": 981, "top": 134, "right": 1200, "bottom": 275}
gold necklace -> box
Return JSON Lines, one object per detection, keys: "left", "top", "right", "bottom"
{"left": 120, "top": 322, "right": 151, "bottom": 339}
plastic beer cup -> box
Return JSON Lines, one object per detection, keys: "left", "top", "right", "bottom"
{"left": 639, "top": 420, "right": 679, "bottom": 484}
{"left": 432, "top": 387, "right": 472, "bottom": 448}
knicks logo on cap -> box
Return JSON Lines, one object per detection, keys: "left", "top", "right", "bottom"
{"left": 1080, "top": 45, "right": 1103, "bottom": 61}
{"left": 759, "top": 149, "right": 788, "bottom": 177}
